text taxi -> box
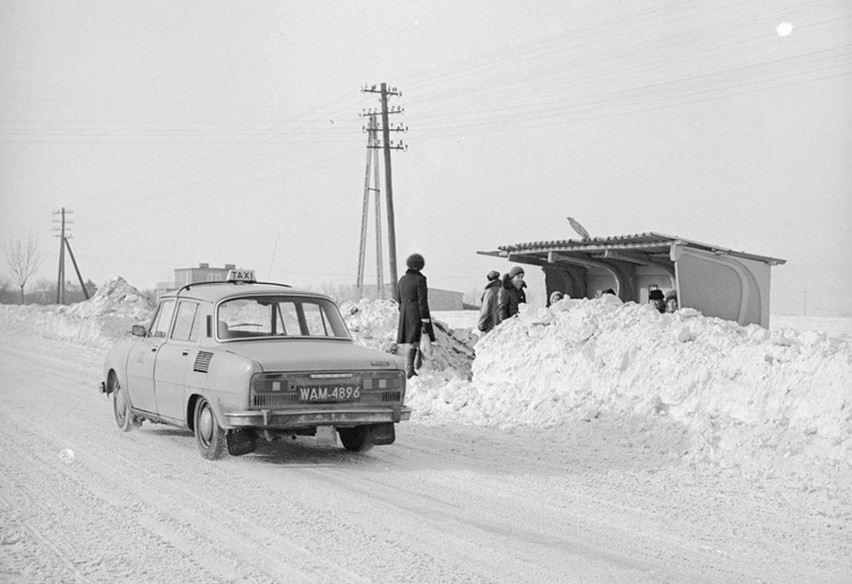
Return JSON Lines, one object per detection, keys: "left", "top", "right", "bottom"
{"left": 99, "top": 271, "right": 410, "bottom": 459}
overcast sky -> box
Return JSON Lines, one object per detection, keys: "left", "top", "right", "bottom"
{"left": 2, "top": 0, "right": 850, "bottom": 316}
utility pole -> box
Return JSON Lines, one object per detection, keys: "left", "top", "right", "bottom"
{"left": 360, "top": 83, "right": 407, "bottom": 298}
{"left": 52, "top": 207, "right": 90, "bottom": 304}
{"left": 55, "top": 209, "right": 67, "bottom": 304}
{"left": 356, "top": 115, "right": 385, "bottom": 297}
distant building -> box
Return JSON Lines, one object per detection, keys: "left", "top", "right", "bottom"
{"left": 174, "top": 263, "right": 240, "bottom": 287}
{"left": 359, "top": 284, "right": 464, "bottom": 311}
{"left": 156, "top": 263, "right": 250, "bottom": 299}
{"left": 427, "top": 287, "right": 465, "bottom": 311}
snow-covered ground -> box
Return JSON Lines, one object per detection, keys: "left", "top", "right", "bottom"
{"left": 0, "top": 278, "right": 849, "bottom": 583}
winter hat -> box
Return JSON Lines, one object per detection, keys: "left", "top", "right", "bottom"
{"left": 648, "top": 289, "right": 664, "bottom": 301}
{"left": 665, "top": 290, "right": 678, "bottom": 301}
{"left": 508, "top": 266, "right": 525, "bottom": 278}
{"left": 486, "top": 270, "right": 500, "bottom": 282}
{"left": 406, "top": 253, "right": 425, "bottom": 270}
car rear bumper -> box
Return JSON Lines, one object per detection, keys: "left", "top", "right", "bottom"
{"left": 224, "top": 406, "right": 412, "bottom": 429}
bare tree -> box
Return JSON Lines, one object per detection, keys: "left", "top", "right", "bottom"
{"left": 5, "top": 234, "right": 43, "bottom": 304}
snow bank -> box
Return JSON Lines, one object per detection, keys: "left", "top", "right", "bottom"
{"left": 411, "top": 296, "right": 851, "bottom": 474}
{"left": 340, "top": 298, "right": 476, "bottom": 379}
{"left": 0, "top": 277, "right": 153, "bottom": 348}
{"left": 66, "top": 276, "right": 153, "bottom": 320}
{"left": 339, "top": 298, "right": 398, "bottom": 353}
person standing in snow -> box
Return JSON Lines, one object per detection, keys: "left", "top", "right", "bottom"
{"left": 478, "top": 270, "right": 502, "bottom": 333}
{"left": 648, "top": 289, "right": 666, "bottom": 313}
{"left": 498, "top": 266, "right": 527, "bottom": 321}
{"left": 396, "top": 253, "right": 435, "bottom": 378}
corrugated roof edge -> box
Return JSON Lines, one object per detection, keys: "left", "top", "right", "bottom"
{"left": 478, "top": 231, "right": 786, "bottom": 265}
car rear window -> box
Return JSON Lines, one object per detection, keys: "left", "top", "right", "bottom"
{"left": 216, "top": 296, "right": 350, "bottom": 340}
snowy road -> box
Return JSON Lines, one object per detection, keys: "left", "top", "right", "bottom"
{"left": 0, "top": 330, "right": 848, "bottom": 583}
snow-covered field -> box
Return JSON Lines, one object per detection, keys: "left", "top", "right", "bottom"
{"left": 0, "top": 278, "right": 849, "bottom": 583}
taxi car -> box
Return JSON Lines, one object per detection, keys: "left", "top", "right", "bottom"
{"left": 99, "top": 270, "right": 410, "bottom": 460}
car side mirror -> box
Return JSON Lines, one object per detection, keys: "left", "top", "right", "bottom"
{"left": 131, "top": 324, "right": 147, "bottom": 337}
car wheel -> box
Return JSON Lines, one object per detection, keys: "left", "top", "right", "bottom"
{"left": 338, "top": 426, "right": 374, "bottom": 453}
{"left": 111, "top": 374, "right": 139, "bottom": 432}
{"left": 194, "top": 398, "right": 226, "bottom": 460}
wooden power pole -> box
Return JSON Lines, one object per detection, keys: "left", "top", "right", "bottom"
{"left": 360, "top": 83, "right": 407, "bottom": 298}
{"left": 356, "top": 115, "right": 384, "bottom": 297}
{"left": 52, "top": 207, "right": 90, "bottom": 304}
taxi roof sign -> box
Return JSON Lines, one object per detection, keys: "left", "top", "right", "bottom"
{"left": 226, "top": 269, "right": 256, "bottom": 283}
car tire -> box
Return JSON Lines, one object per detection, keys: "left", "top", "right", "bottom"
{"left": 111, "top": 373, "right": 140, "bottom": 432}
{"left": 338, "top": 426, "right": 374, "bottom": 453}
{"left": 194, "top": 398, "right": 226, "bottom": 460}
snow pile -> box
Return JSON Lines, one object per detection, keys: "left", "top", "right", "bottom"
{"left": 339, "top": 298, "right": 399, "bottom": 353}
{"left": 340, "top": 298, "right": 477, "bottom": 380}
{"left": 0, "top": 277, "right": 153, "bottom": 348}
{"left": 67, "top": 276, "right": 153, "bottom": 320}
{"left": 410, "top": 296, "right": 851, "bottom": 473}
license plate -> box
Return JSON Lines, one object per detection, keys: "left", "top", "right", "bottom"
{"left": 296, "top": 384, "right": 361, "bottom": 403}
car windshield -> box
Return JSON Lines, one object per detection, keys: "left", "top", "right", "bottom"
{"left": 216, "top": 295, "right": 350, "bottom": 340}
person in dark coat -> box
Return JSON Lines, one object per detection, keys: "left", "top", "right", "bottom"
{"left": 478, "top": 270, "right": 501, "bottom": 333}
{"left": 396, "top": 253, "right": 435, "bottom": 378}
{"left": 648, "top": 289, "right": 666, "bottom": 313}
{"left": 498, "top": 266, "right": 527, "bottom": 321}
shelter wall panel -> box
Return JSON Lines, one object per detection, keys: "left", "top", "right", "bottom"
{"left": 674, "top": 248, "right": 767, "bottom": 327}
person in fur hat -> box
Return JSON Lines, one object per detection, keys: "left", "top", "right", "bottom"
{"left": 648, "top": 289, "right": 666, "bottom": 313}
{"left": 549, "top": 290, "right": 565, "bottom": 305}
{"left": 396, "top": 253, "right": 435, "bottom": 378}
{"left": 498, "top": 266, "right": 527, "bottom": 321}
{"left": 478, "top": 270, "right": 502, "bottom": 333}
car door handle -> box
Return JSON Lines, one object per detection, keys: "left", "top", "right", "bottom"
{"left": 181, "top": 350, "right": 190, "bottom": 357}
{"left": 150, "top": 347, "right": 157, "bottom": 353}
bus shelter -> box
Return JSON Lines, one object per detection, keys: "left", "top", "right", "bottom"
{"left": 478, "top": 232, "right": 786, "bottom": 328}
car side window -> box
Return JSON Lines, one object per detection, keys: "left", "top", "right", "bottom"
{"left": 150, "top": 299, "right": 176, "bottom": 338}
{"left": 171, "top": 301, "right": 199, "bottom": 342}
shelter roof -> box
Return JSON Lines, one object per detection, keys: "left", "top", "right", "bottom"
{"left": 480, "top": 232, "right": 786, "bottom": 266}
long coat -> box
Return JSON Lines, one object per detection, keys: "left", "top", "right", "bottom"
{"left": 498, "top": 273, "right": 527, "bottom": 321}
{"left": 396, "top": 269, "right": 436, "bottom": 344}
{"left": 478, "top": 279, "right": 501, "bottom": 333}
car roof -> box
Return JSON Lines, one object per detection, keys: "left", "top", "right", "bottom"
{"left": 160, "top": 282, "right": 333, "bottom": 304}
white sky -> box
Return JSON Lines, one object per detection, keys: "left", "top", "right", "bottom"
{"left": 1, "top": 0, "right": 851, "bottom": 316}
